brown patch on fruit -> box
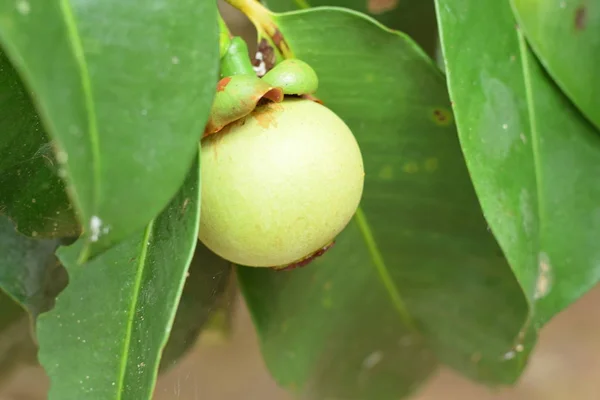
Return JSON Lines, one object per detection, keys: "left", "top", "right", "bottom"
{"left": 301, "top": 93, "right": 324, "bottom": 104}
{"left": 216, "top": 77, "right": 232, "bottom": 92}
{"left": 367, "top": 0, "right": 398, "bottom": 14}
{"left": 575, "top": 5, "right": 587, "bottom": 30}
{"left": 253, "top": 102, "right": 282, "bottom": 129}
{"left": 274, "top": 242, "right": 335, "bottom": 271}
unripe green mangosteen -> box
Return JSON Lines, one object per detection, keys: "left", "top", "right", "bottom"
{"left": 199, "top": 98, "right": 364, "bottom": 268}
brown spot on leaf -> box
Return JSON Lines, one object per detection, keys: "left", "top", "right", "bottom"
{"left": 431, "top": 108, "right": 454, "bottom": 126}
{"left": 367, "top": 0, "right": 399, "bottom": 14}
{"left": 575, "top": 5, "right": 587, "bottom": 30}
{"left": 216, "top": 77, "right": 232, "bottom": 92}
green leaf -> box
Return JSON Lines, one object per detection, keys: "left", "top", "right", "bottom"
{"left": 0, "top": 216, "right": 67, "bottom": 318}
{"left": 436, "top": 0, "right": 600, "bottom": 325}
{"left": 0, "top": 50, "right": 78, "bottom": 238}
{"left": 0, "top": 0, "right": 219, "bottom": 259}
{"left": 160, "top": 241, "right": 232, "bottom": 372}
{"left": 511, "top": 0, "right": 600, "bottom": 130}
{"left": 36, "top": 152, "right": 201, "bottom": 400}
{"left": 263, "top": 0, "right": 438, "bottom": 55}
{"left": 238, "top": 8, "right": 532, "bottom": 399}
{"left": 0, "top": 216, "right": 68, "bottom": 383}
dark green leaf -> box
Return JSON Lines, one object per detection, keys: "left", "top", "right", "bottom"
{"left": 511, "top": 0, "right": 600, "bottom": 129}
{"left": 36, "top": 152, "right": 201, "bottom": 400}
{"left": 160, "top": 241, "right": 232, "bottom": 372}
{"left": 263, "top": 0, "right": 438, "bottom": 55}
{"left": 0, "top": 216, "right": 68, "bottom": 384}
{"left": 0, "top": 216, "right": 66, "bottom": 318}
{"left": 436, "top": 0, "right": 600, "bottom": 325}
{"left": 238, "top": 8, "right": 532, "bottom": 399}
{"left": 0, "top": 50, "right": 78, "bottom": 238}
{"left": 0, "top": 0, "right": 219, "bottom": 259}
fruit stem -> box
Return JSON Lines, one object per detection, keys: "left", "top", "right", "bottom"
{"left": 218, "top": 13, "right": 232, "bottom": 59}
{"left": 224, "top": 0, "right": 294, "bottom": 58}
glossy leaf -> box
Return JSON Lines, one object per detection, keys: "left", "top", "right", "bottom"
{"left": 436, "top": 0, "right": 600, "bottom": 326}
{"left": 0, "top": 0, "right": 219, "bottom": 259}
{"left": 36, "top": 153, "right": 201, "bottom": 400}
{"left": 238, "top": 8, "right": 532, "bottom": 399}
{"left": 511, "top": 0, "right": 600, "bottom": 130}
{"left": 160, "top": 241, "right": 232, "bottom": 372}
{"left": 263, "top": 0, "right": 438, "bottom": 55}
{"left": 0, "top": 51, "right": 78, "bottom": 238}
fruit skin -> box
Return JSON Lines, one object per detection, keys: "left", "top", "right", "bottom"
{"left": 199, "top": 98, "right": 364, "bottom": 268}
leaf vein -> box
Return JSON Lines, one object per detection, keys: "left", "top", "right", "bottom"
{"left": 354, "top": 207, "right": 417, "bottom": 331}
{"left": 115, "top": 221, "right": 154, "bottom": 398}
{"left": 59, "top": 0, "right": 101, "bottom": 245}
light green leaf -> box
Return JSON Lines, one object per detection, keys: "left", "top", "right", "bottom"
{"left": 37, "top": 152, "right": 201, "bottom": 400}
{"left": 511, "top": 0, "right": 600, "bottom": 129}
{"left": 238, "top": 8, "right": 532, "bottom": 399}
{"left": 436, "top": 0, "right": 600, "bottom": 325}
{"left": 0, "top": 0, "right": 219, "bottom": 259}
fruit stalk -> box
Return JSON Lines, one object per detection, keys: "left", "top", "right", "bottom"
{"left": 224, "top": 0, "right": 294, "bottom": 58}
{"left": 218, "top": 12, "right": 232, "bottom": 59}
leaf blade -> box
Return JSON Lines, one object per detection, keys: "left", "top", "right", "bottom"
{"left": 37, "top": 151, "right": 202, "bottom": 400}
{"left": 436, "top": 0, "right": 600, "bottom": 326}
{"left": 238, "top": 8, "right": 532, "bottom": 399}
{"left": 0, "top": 0, "right": 219, "bottom": 257}
{"left": 511, "top": 0, "right": 600, "bottom": 130}
{"left": 263, "top": 0, "right": 438, "bottom": 55}
{"left": 0, "top": 50, "right": 78, "bottom": 238}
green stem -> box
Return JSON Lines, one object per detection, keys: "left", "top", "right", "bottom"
{"left": 224, "top": 0, "right": 294, "bottom": 58}
{"left": 218, "top": 13, "right": 232, "bottom": 59}
{"left": 220, "top": 37, "right": 256, "bottom": 78}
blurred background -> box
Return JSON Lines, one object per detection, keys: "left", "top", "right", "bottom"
{"left": 2, "top": 286, "right": 600, "bottom": 399}
{"left": 2, "top": 2, "right": 599, "bottom": 399}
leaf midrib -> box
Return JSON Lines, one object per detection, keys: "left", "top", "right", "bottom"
{"left": 59, "top": 0, "right": 101, "bottom": 250}
{"left": 115, "top": 221, "right": 154, "bottom": 399}
{"left": 276, "top": 5, "right": 419, "bottom": 334}
{"left": 517, "top": 30, "right": 544, "bottom": 297}
{"left": 354, "top": 207, "right": 417, "bottom": 332}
